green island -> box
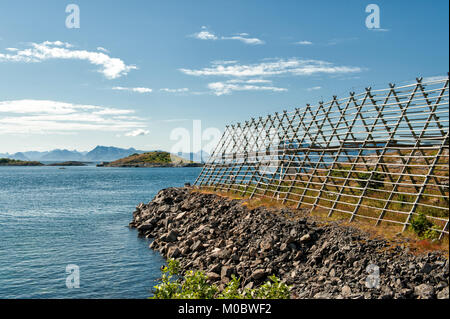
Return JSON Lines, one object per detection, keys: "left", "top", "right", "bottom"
{"left": 46, "top": 161, "right": 88, "bottom": 166}
{"left": 0, "top": 158, "right": 44, "bottom": 166}
{"left": 98, "top": 151, "right": 203, "bottom": 168}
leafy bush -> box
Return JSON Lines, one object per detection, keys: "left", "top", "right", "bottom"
{"left": 151, "top": 259, "right": 182, "bottom": 299}
{"left": 250, "top": 275, "right": 291, "bottom": 299}
{"left": 410, "top": 213, "right": 438, "bottom": 239}
{"left": 151, "top": 259, "right": 291, "bottom": 299}
{"left": 217, "top": 275, "right": 250, "bottom": 299}
{"left": 423, "top": 226, "right": 440, "bottom": 240}
{"left": 178, "top": 270, "right": 219, "bottom": 299}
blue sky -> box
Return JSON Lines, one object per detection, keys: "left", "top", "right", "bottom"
{"left": 0, "top": 0, "right": 448, "bottom": 154}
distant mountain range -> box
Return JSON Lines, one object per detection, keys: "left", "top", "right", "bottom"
{"left": 0, "top": 146, "right": 210, "bottom": 163}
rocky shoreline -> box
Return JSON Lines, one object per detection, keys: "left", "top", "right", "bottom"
{"left": 130, "top": 187, "right": 449, "bottom": 299}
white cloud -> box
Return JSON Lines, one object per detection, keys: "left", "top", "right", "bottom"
{"left": 125, "top": 129, "right": 150, "bottom": 137}
{"left": 190, "top": 27, "right": 264, "bottom": 45}
{"left": 93, "top": 108, "right": 135, "bottom": 115}
{"left": 227, "top": 78, "right": 272, "bottom": 84}
{"left": 191, "top": 26, "right": 218, "bottom": 40}
{"left": 0, "top": 41, "right": 137, "bottom": 79}
{"left": 423, "top": 75, "right": 448, "bottom": 83}
{"left": 208, "top": 81, "right": 287, "bottom": 96}
{"left": 159, "top": 88, "right": 189, "bottom": 93}
{"left": 97, "top": 47, "right": 109, "bottom": 53}
{"left": 295, "top": 41, "right": 313, "bottom": 45}
{"left": 221, "top": 35, "right": 264, "bottom": 45}
{"left": 112, "top": 86, "right": 152, "bottom": 93}
{"left": 307, "top": 86, "right": 322, "bottom": 91}
{"left": 180, "top": 58, "right": 362, "bottom": 77}
{"left": 211, "top": 60, "right": 238, "bottom": 65}
{"left": 180, "top": 58, "right": 364, "bottom": 96}
{"left": 0, "top": 99, "right": 146, "bottom": 135}
{"left": 194, "top": 31, "right": 218, "bottom": 40}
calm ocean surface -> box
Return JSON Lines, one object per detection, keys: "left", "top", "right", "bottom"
{"left": 0, "top": 165, "right": 202, "bottom": 299}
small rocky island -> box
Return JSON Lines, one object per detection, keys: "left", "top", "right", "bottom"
{"left": 98, "top": 151, "right": 203, "bottom": 167}
{"left": 46, "top": 161, "right": 88, "bottom": 166}
{"left": 130, "top": 187, "right": 449, "bottom": 299}
{"left": 0, "top": 158, "right": 44, "bottom": 166}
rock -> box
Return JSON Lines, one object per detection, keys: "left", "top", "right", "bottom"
{"left": 414, "top": 284, "right": 435, "bottom": 299}
{"left": 191, "top": 240, "right": 204, "bottom": 252}
{"left": 206, "top": 272, "right": 220, "bottom": 282}
{"left": 314, "top": 292, "right": 332, "bottom": 299}
{"left": 167, "top": 246, "right": 181, "bottom": 258}
{"left": 300, "top": 234, "right": 311, "bottom": 243}
{"left": 208, "top": 263, "right": 222, "bottom": 274}
{"left": 286, "top": 236, "right": 296, "bottom": 244}
{"left": 157, "top": 205, "right": 170, "bottom": 214}
{"left": 380, "top": 287, "right": 393, "bottom": 299}
{"left": 294, "top": 251, "right": 303, "bottom": 261}
{"left": 130, "top": 187, "right": 450, "bottom": 300}
{"left": 251, "top": 269, "right": 267, "bottom": 280}
{"left": 437, "top": 287, "right": 449, "bottom": 299}
{"left": 211, "top": 248, "right": 222, "bottom": 258}
{"left": 175, "top": 212, "right": 187, "bottom": 220}
{"left": 180, "top": 246, "right": 190, "bottom": 255}
{"left": 341, "top": 285, "right": 352, "bottom": 297}
{"left": 220, "top": 266, "right": 235, "bottom": 280}
{"left": 137, "top": 222, "right": 154, "bottom": 232}
{"left": 164, "top": 230, "right": 178, "bottom": 243}
{"left": 329, "top": 268, "right": 336, "bottom": 277}
{"left": 420, "top": 263, "right": 433, "bottom": 274}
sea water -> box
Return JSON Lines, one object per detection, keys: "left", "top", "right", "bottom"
{"left": 0, "top": 165, "right": 202, "bottom": 298}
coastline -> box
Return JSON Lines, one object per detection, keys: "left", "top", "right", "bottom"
{"left": 98, "top": 162, "right": 203, "bottom": 168}
{"left": 130, "top": 187, "right": 449, "bottom": 299}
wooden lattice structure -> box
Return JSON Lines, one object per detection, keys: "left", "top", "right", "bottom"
{"left": 195, "top": 76, "right": 450, "bottom": 238}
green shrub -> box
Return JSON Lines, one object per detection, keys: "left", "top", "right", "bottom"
{"left": 423, "top": 226, "right": 440, "bottom": 240}
{"left": 151, "top": 259, "right": 182, "bottom": 299}
{"left": 151, "top": 259, "right": 291, "bottom": 299}
{"left": 410, "top": 213, "right": 436, "bottom": 239}
{"left": 250, "top": 275, "right": 291, "bottom": 299}
{"left": 217, "top": 275, "right": 250, "bottom": 299}
{"left": 178, "top": 270, "right": 219, "bottom": 299}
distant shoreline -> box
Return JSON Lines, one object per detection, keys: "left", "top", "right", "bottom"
{"left": 1, "top": 153, "right": 205, "bottom": 167}
{"left": 97, "top": 151, "right": 204, "bottom": 168}
{"left": 0, "top": 158, "right": 44, "bottom": 166}
{"left": 97, "top": 162, "right": 204, "bottom": 168}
